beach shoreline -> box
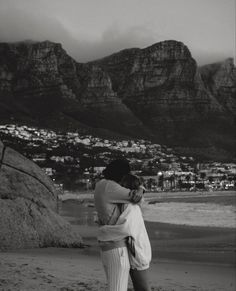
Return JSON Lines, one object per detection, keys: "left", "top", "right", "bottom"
{"left": 69, "top": 221, "right": 236, "bottom": 266}
{"left": 60, "top": 191, "right": 236, "bottom": 266}
{"left": 58, "top": 190, "right": 236, "bottom": 203}
{"left": 1, "top": 190, "right": 235, "bottom": 290}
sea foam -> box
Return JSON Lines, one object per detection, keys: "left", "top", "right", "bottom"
{"left": 142, "top": 202, "right": 236, "bottom": 228}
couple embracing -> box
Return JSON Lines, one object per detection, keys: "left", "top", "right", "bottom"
{"left": 94, "top": 159, "right": 152, "bottom": 291}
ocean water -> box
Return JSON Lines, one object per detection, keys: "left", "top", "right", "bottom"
{"left": 59, "top": 193, "right": 236, "bottom": 264}
{"left": 60, "top": 194, "right": 236, "bottom": 229}
{"left": 142, "top": 202, "right": 236, "bottom": 228}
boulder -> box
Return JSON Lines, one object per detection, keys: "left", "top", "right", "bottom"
{"left": 0, "top": 140, "right": 82, "bottom": 250}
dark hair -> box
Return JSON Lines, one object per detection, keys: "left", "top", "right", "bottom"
{"left": 120, "top": 174, "right": 141, "bottom": 190}
{"left": 103, "top": 159, "right": 131, "bottom": 183}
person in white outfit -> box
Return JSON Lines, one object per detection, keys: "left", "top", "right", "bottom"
{"left": 98, "top": 173, "right": 151, "bottom": 291}
{"left": 94, "top": 159, "right": 150, "bottom": 291}
{"left": 121, "top": 174, "right": 151, "bottom": 291}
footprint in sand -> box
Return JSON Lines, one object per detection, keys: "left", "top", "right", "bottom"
{"left": 7, "top": 263, "right": 16, "bottom": 267}
{"left": 35, "top": 267, "right": 44, "bottom": 273}
{"left": 47, "top": 274, "right": 56, "bottom": 278}
{"left": 0, "top": 279, "right": 10, "bottom": 285}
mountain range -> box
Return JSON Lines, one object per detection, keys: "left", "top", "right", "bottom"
{"left": 0, "top": 40, "right": 235, "bottom": 161}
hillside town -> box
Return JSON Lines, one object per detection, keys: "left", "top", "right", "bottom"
{"left": 0, "top": 124, "right": 235, "bottom": 192}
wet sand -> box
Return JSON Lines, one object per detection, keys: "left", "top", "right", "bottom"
{"left": 61, "top": 193, "right": 236, "bottom": 266}
{"left": 69, "top": 221, "right": 236, "bottom": 266}
{"left": 146, "top": 221, "right": 236, "bottom": 265}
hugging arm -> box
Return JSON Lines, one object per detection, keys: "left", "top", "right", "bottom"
{"left": 106, "top": 182, "right": 144, "bottom": 204}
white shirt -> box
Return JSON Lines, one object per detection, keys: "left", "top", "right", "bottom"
{"left": 97, "top": 203, "right": 152, "bottom": 270}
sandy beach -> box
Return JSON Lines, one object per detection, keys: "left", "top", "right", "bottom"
{"left": 1, "top": 191, "right": 235, "bottom": 290}
{"left": 0, "top": 241, "right": 235, "bottom": 291}
{"left": 1, "top": 220, "right": 235, "bottom": 291}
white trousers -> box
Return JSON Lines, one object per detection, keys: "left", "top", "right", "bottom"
{"left": 101, "top": 247, "right": 130, "bottom": 291}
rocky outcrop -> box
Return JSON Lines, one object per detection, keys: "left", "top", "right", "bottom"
{"left": 0, "top": 140, "right": 82, "bottom": 250}
{"left": 0, "top": 40, "right": 235, "bottom": 159}
{"left": 199, "top": 58, "right": 236, "bottom": 115}
{"left": 75, "top": 64, "right": 149, "bottom": 136}
{"left": 94, "top": 41, "right": 234, "bottom": 147}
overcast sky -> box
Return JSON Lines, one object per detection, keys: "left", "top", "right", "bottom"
{"left": 0, "top": 0, "right": 235, "bottom": 65}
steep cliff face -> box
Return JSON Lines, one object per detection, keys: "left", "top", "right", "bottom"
{"left": 199, "top": 58, "right": 236, "bottom": 115}
{"left": 0, "top": 40, "right": 235, "bottom": 159}
{"left": 94, "top": 41, "right": 231, "bottom": 146}
{"left": 0, "top": 41, "right": 149, "bottom": 137}
{"left": 73, "top": 64, "right": 149, "bottom": 136}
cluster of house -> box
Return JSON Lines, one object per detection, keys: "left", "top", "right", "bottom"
{"left": 136, "top": 163, "right": 236, "bottom": 192}
{"left": 0, "top": 124, "right": 175, "bottom": 154}
{"left": 0, "top": 124, "right": 235, "bottom": 192}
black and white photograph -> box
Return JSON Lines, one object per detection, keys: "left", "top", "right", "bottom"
{"left": 0, "top": 0, "right": 235, "bottom": 290}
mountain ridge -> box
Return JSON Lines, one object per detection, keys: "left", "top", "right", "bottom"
{"left": 0, "top": 40, "right": 235, "bottom": 160}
